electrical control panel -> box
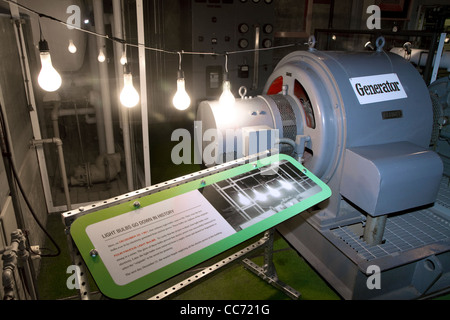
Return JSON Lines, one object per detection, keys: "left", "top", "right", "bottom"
{"left": 183, "top": 0, "right": 275, "bottom": 103}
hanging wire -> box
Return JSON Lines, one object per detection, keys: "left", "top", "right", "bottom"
{"left": 224, "top": 53, "right": 229, "bottom": 73}
{"left": 37, "top": 16, "right": 44, "bottom": 41}
{"left": 4, "top": 0, "right": 301, "bottom": 59}
{"left": 177, "top": 51, "right": 182, "bottom": 71}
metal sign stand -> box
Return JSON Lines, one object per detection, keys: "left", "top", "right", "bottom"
{"left": 149, "top": 228, "right": 301, "bottom": 300}
{"left": 242, "top": 229, "right": 301, "bottom": 300}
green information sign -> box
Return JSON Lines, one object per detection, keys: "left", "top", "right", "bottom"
{"left": 69, "top": 154, "right": 331, "bottom": 299}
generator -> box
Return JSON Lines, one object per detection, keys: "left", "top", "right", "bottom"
{"left": 196, "top": 37, "right": 450, "bottom": 299}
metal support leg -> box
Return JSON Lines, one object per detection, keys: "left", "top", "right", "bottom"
{"left": 66, "top": 231, "right": 92, "bottom": 300}
{"left": 242, "top": 229, "right": 301, "bottom": 300}
{"left": 149, "top": 229, "right": 300, "bottom": 300}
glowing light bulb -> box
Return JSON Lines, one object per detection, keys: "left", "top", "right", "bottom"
{"left": 219, "top": 79, "right": 235, "bottom": 107}
{"left": 253, "top": 189, "right": 267, "bottom": 202}
{"left": 38, "top": 40, "right": 62, "bottom": 92}
{"left": 267, "top": 185, "right": 281, "bottom": 197}
{"left": 68, "top": 40, "right": 77, "bottom": 53}
{"left": 280, "top": 180, "right": 293, "bottom": 190}
{"left": 172, "top": 72, "right": 190, "bottom": 110}
{"left": 120, "top": 72, "right": 139, "bottom": 108}
{"left": 238, "top": 193, "right": 251, "bottom": 206}
{"left": 98, "top": 48, "right": 106, "bottom": 62}
{"left": 120, "top": 52, "right": 127, "bottom": 65}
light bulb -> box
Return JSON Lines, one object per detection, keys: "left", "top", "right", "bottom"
{"left": 68, "top": 40, "right": 77, "bottom": 53}
{"left": 253, "top": 189, "right": 267, "bottom": 202}
{"left": 267, "top": 185, "right": 281, "bottom": 197}
{"left": 120, "top": 52, "right": 127, "bottom": 65}
{"left": 219, "top": 79, "right": 235, "bottom": 107}
{"left": 238, "top": 193, "right": 251, "bottom": 206}
{"left": 120, "top": 72, "right": 139, "bottom": 108}
{"left": 172, "top": 75, "right": 190, "bottom": 110}
{"left": 98, "top": 49, "right": 106, "bottom": 62}
{"left": 38, "top": 40, "right": 62, "bottom": 92}
{"left": 280, "top": 180, "right": 293, "bottom": 190}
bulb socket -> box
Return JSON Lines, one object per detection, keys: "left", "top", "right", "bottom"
{"left": 177, "top": 69, "right": 185, "bottom": 80}
{"left": 123, "top": 63, "right": 131, "bottom": 74}
{"left": 39, "top": 39, "right": 49, "bottom": 52}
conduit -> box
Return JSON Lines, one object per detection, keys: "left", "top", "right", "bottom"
{"left": 93, "top": 0, "right": 115, "bottom": 155}
{"left": 112, "top": 0, "right": 134, "bottom": 191}
{"left": 30, "top": 138, "right": 71, "bottom": 211}
{"left": 136, "top": 0, "right": 152, "bottom": 186}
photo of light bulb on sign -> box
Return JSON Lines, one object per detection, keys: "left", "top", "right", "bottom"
{"left": 200, "top": 160, "right": 323, "bottom": 232}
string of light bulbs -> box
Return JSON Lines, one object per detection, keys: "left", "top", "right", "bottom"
{"left": 4, "top": 0, "right": 302, "bottom": 109}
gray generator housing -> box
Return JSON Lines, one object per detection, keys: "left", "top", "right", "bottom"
{"left": 197, "top": 46, "right": 450, "bottom": 299}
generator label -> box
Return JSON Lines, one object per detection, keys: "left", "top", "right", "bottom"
{"left": 349, "top": 73, "right": 407, "bottom": 105}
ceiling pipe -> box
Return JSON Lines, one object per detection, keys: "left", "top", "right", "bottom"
{"left": 51, "top": 102, "right": 96, "bottom": 139}
{"left": 93, "top": 0, "right": 115, "bottom": 155}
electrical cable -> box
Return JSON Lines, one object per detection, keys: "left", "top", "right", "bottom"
{"left": 2, "top": 0, "right": 302, "bottom": 58}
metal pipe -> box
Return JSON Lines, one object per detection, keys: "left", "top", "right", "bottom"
{"left": 88, "top": 36, "right": 107, "bottom": 155}
{"left": 13, "top": 230, "right": 37, "bottom": 300}
{"left": 2, "top": 251, "right": 17, "bottom": 300}
{"left": 51, "top": 102, "right": 96, "bottom": 138}
{"left": 252, "top": 25, "right": 260, "bottom": 90}
{"left": 431, "top": 33, "right": 447, "bottom": 83}
{"left": 31, "top": 138, "right": 71, "bottom": 210}
{"left": 363, "top": 215, "right": 387, "bottom": 245}
{"left": 112, "top": 0, "right": 134, "bottom": 191}
{"left": 1, "top": 230, "right": 38, "bottom": 300}
{"left": 93, "top": 0, "right": 115, "bottom": 154}
{"left": 136, "top": 0, "right": 152, "bottom": 186}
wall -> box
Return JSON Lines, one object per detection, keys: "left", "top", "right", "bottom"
{"left": 0, "top": 12, "right": 48, "bottom": 299}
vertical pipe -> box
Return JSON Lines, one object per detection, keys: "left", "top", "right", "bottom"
{"left": 51, "top": 101, "right": 62, "bottom": 139}
{"left": 363, "top": 215, "right": 387, "bottom": 246}
{"left": 88, "top": 35, "right": 106, "bottom": 155}
{"left": 136, "top": 0, "right": 152, "bottom": 186}
{"left": 430, "top": 33, "right": 447, "bottom": 84}
{"left": 252, "top": 25, "right": 260, "bottom": 91}
{"left": 423, "top": 10, "right": 446, "bottom": 85}
{"left": 93, "top": 0, "right": 115, "bottom": 155}
{"left": 31, "top": 139, "right": 71, "bottom": 211}
{"left": 112, "top": 0, "right": 134, "bottom": 191}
